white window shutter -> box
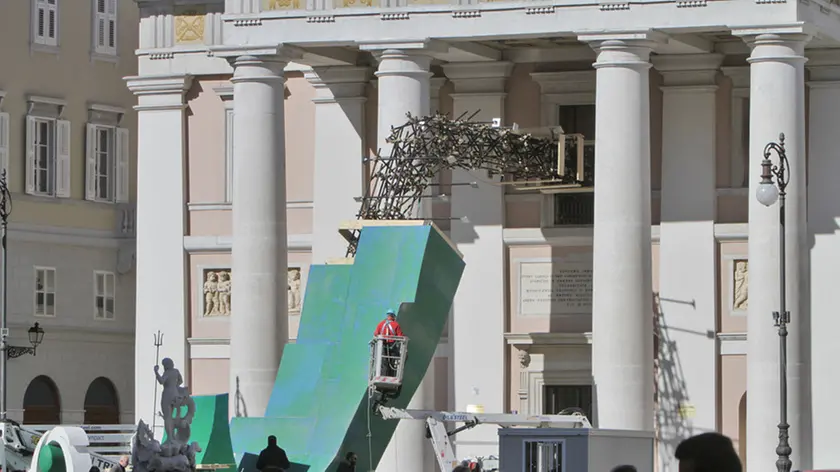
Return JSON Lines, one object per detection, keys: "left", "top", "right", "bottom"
{"left": 115, "top": 127, "right": 129, "bottom": 203}
{"left": 85, "top": 123, "right": 97, "bottom": 201}
{"left": 55, "top": 119, "right": 71, "bottom": 198}
{"left": 25, "top": 116, "right": 37, "bottom": 195}
{"left": 108, "top": 0, "right": 117, "bottom": 50}
{"left": 0, "top": 113, "right": 9, "bottom": 179}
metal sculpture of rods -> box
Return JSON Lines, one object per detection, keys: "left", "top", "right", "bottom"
{"left": 346, "top": 111, "right": 585, "bottom": 255}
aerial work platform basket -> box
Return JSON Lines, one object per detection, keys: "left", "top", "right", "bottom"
{"left": 369, "top": 335, "right": 409, "bottom": 392}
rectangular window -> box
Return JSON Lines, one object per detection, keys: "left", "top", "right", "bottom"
{"left": 553, "top": 105, "right": 595, "bottom": 226}
{"left": 33, "top": 0, "right": 59, "bottom": 47}
{"left": 26, "top": 116, "right": 70, "bottom": 198}
{"left": 524, "top": 440, "right": 564, "bottom": 472}
{"left": 86, "top": 124, "right": 129, "bottom": 203}
{"left": 34, "top": 267, "right": 56, "bottom": 317}
{"left": 93, "top": 0, "right": 117, "bottom": 55}
{"left": 543, "top": 385, "right": 593, "bottom": 420}
{"left": 94, "top": 271, "right": 115, "bottom": 320}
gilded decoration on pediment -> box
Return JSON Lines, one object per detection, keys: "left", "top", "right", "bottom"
{"left": 264, "top": 0, "right": 301, "bottom": 10}
{"left": 174, "top": 6, "right": 205, "bottom": 45}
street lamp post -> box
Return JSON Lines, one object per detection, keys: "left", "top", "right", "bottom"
{"left": 755, "top": 133, "right": 793, "bottom": 472}
{"left": 0, "top": 169, "right": 46, "bottom": 471}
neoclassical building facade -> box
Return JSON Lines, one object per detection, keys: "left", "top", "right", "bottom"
{"left": 0, "top": 0, "right": 140, "bottom": 426}
{"left": 129, "top": 0, "right": 840, "bottom": 471}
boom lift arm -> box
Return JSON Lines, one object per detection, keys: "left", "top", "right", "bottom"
{"left": 374, "top": 406, "right": 592, "bottom": 472}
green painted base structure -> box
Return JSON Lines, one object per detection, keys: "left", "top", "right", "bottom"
{"left": 191, "top": 394, "right": 236, "bottom": 471}
{"left": 229, "top": 222, "right": 465, "bottom": 472}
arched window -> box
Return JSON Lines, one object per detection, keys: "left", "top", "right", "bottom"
{"left": 84, "top": 377, "right": 120, "bottom": 424}
{"left": 23, "top": 375, "right": 61, "bottom": 425}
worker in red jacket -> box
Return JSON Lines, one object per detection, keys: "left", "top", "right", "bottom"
{"left": 374, "top": 309, "right": 404, "bottom": 376}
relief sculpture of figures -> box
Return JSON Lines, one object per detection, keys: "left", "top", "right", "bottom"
{"left": 733, "top": 260, "right": 748, "bottom": 311}
{"left": 288, "top": 268, "right": 302, "bottom": 312}
{"left": 203, "top": 270, "right": 231, "bottom": 316}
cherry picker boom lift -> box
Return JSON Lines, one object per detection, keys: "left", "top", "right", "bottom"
{"left": 368, "top": 335, "right": 592, "bottom": 471}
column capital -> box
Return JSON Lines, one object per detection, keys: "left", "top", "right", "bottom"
{"left": 213, "top": 44, "right": 303, "bottom": 67}
{"left": 721, "top": 66, "right": 751, "bottom": 97}
{"left": 806, "top": 49, "right": 840, "bottom": 84}
{"left": 732, "top": 27, "right": 813, "bottom": 64}
{"left": 125, "top": 74, "right": 193, "bottom": 111}
{"left": 652, "top": 53, "right": 723, "bottom": 90}
{"left": 304, "top": 66, "right": 371, "bottom": 103}
{"left": 442, "top": 61, "right": 513, "bottom": 94}
{"left": 578, "top": 31, "right": 667, "bottom": 69}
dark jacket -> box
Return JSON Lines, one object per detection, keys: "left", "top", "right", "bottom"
{"left": 336, "top": 460, "right": 355, "bottom": 472}
{"left": 256, "top": 445, "right": 291, "bottom": 471}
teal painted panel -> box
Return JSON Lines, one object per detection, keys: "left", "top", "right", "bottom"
{"left": 229, "top": 224, "right": 464, "bottom": 472}
{"left": 191, "top": 394, "right": 236, "bottom": 472}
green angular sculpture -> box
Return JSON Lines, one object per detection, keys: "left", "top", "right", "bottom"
{"left": 229, "top": 222, "right": 465, "bottom": 472}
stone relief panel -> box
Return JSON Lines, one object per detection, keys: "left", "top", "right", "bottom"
{"left": 732, "top": 259, "right": 748, "bottom": 313}
{"left": 202, "top": 269, "right": 231, "bottom": 317}
{"left": 288, "top": 267, "right": 302, "bottom": 314}
{"left": 174, "top": 6, "right": 205, "bottom": 45}
{"left": 336, "top": 0, "right": 377, "bottom": 8}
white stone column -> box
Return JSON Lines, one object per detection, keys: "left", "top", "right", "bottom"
{"left": 307, "top": 67, "right": 370, "bottom": 263}
{"left": 734, "top": 28, "right": 811, "bottom": 472}
{"left": 125, "top": 75, "right": 192, "bottom": 435}
{"left": 579, "top": 32, "right": 663, "bottom": 431}
{"left": 806, "top": 49, "right": 840, "bottom": 470}
{"left": 364, "top": 44, "right": 433, "bottom": 472}
{"left": 444, "top": 61, "right": 512, "bottom": 460}
{"left": 226, "top": 50, "right": 297, "bottom": 419}
{"left": 651, "top": 54, "right": 722, "bottom": 470}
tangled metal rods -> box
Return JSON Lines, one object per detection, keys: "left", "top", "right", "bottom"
{"left": 346, "top": 111, "right": 581, "bottom": 255}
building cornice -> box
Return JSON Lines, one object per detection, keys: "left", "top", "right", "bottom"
{"left": 183, "top": 233, "right": 313, "bottom": 253}
{"left": 125, "top": 75, "right": 193, "bottom": 95}
{"left": 502, "top": 222, "right": 748, "bottom": 246}
{"left": 504, "top": 332, "right": 593, "bottom": 347}
{"left": 213, "top": 44, "right": 305, "bottom": 62}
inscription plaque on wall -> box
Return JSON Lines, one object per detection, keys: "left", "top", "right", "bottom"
{"left": 518, "top": 260, "right": 593, "bottom": 316}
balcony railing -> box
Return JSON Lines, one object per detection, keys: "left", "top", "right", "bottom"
{"left": 553, "top": 193, "right": 594, "bottom": 226}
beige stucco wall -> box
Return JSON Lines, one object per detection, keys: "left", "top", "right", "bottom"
{"left": 721, "top": 355, "right": 747, "bottom": 467}
{"left": 0, "top": 0, "right": 139, "bottom": 230}
{"left": 185, "top": 73, "right": 314, "bottom": 236}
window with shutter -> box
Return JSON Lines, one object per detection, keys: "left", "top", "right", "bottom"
{"left": 55, "top": 120, "right": 71, "bottom": 198}
{"left": 93, "top": 0, "right": 117, "bottom": 55}
{"left": 26, "top": 117, "right": 55, "bottom": 196}
{"left": 86, "top": 124, "right": 122, "bottom": 203}
{"left": 33, "top": 0, "right": 58, "bottom": 47}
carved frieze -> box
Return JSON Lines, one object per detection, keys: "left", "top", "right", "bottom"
{"left": 288, "top": 267, "right": 302, "bottom": 313}
{"left": 733, "top": 259, "right": 748, "bottom": 311}
{"left": 202, "top": 269, "right": 231, "bottom": 317}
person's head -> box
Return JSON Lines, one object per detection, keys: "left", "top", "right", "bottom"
{"left": 386, "top": 309, "right": 396, "bottom": 320}
{"left": 267, "top": 435, "right": 277, "bottom": 447}
{"left": 345, "top": 452, "right": 357, "bottom": 464}
{"left": 612, "top": 466, "right": 637, "bottom": 472}
{"left": 675, "top": 433, "right": 741, "bottom": 472}
{"left": 119, "top": 455, "right": 130, "bottom": 467}
{"left": 161, "top": 358, "right": 174, "bottom": 370}
{"left": 89, "top": 467, "right": 101, "bottom": 472}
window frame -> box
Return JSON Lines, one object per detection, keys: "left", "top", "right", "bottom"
{"left": 531, "top": 71, "right": 596, "bottom": 229}
{"left": 88, "top": 124, "right": 115, "bottom": 202}
{"left": 34, "top": 266, "right": 57, "bottom": 318}
{"left": 30, "top": 117, "right": 56, "bottom": 197}
{"left": 93, "top": 270, "right": 116, "bottom": 321}
{"left": 92, "top": 0, "right": 118, "bottom": 57}
{"left": 224, "top": 108, "right": 234, "bottom": 203}
{"left": 32, "top": 0, "right": 59, "bottom": 48}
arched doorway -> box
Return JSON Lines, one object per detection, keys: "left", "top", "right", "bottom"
{"left": 23, "top": 375, "right": 61, "bottom": 424}
{"left": 84, "top": 377, "right": 120, "bottom": 424}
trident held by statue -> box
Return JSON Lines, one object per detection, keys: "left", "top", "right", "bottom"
{"left": 152, "top": 330, "right": 164, "bottom": 433}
